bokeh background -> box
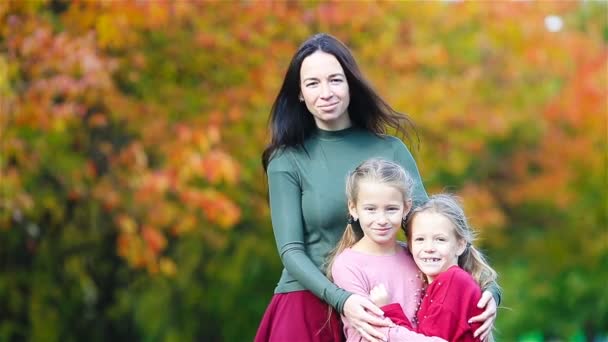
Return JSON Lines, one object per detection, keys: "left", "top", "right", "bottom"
{"left": 1, "top": 0, "right": 606, "bottom": 341}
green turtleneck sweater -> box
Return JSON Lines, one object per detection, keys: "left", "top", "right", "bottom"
{"left": 266, "top": 127, "right": 500, "bottom": 313}
{"left": 266, "top": 127, "right": 426, "bottom": 312}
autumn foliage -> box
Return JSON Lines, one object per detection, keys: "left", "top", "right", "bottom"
{"left": 1, "top": 1, "right": 606, "bottom": 340}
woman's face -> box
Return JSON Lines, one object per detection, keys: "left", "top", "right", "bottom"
{"left": 299, "top": 51, "right": 351, "bottom": 131}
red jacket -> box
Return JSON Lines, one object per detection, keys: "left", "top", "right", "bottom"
{"left": 381, "top": 266, "right": 483, "bottom": 342}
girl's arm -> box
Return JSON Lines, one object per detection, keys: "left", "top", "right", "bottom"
{"left": 417, "top": 269, "right": 483, "bottom": 342}
{"left": 333, "top": 262, "right": 445, "bottom": 342}
{"left": 369, "top": 284, "right": 413, "bottom": 329}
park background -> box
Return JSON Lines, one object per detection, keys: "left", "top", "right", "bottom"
{"left": 1, "top": 0, "right": 606, "bottom": 341}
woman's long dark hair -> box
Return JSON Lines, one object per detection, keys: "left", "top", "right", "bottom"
{"left": 262, "top": 33, "right": 417, "bottom": 171}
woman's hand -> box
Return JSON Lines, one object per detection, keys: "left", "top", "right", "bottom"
{"left": 369, "top": 284, "right": 390, "bottom": 307}
{"left": 469, "top": 290, "right": 497, "bottom": 341}
{"left": 343, "top": 294, "right": 393, "bottom": 342}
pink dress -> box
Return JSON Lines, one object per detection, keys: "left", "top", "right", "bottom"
{"left": 331, "top": 245, "right": 445, "bottom": 342}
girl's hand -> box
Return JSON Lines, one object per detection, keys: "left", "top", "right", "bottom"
{"left": 468, "top": 290, "right": 497, "bottom": 341}
{"left": 369, "top": 284, "right": 390, "bottom": 307}
{"left": 343, "top": 294, "right": 393, "bottom": 342}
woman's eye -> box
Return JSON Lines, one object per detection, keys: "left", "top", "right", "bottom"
{"left": 330, "top": 78, "right": 343, "bottom": 83}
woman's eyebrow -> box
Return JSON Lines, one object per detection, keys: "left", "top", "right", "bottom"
{"left": 302, "top": 73, "right": 345, "bottom": 82}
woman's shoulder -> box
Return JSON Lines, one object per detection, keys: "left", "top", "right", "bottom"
{"left": 266, "top": 147, "right": 299, "bottom": 172}
{"left": 381, "top": 134, "right": 408, "bottom": 148}
{"left": 361, "top": 133, "right": 407, "bottom": 151}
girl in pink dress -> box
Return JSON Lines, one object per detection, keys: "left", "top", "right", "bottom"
{"left": 327, "top": 159, "right": 498, "bottom": 341}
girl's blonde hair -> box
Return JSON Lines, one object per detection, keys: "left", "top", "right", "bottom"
{"left": 405, "top": 193, "right": 499, "bottom": 292}
{"left": 325, "top": 158, "right": 413, "bottom": 281}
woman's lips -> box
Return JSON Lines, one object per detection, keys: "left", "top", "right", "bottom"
{"left": 317, "top": 102, "right": 338, "bottom": 111}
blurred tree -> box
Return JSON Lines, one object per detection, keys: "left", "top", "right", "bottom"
{"left": 0, "top": 0, "right": 605, "bottom": 341}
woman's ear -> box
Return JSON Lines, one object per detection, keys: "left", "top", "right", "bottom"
{"left": 348, "top": 200, "right": 358, "bottom": 221}
{"left": 298, "top": 93, "right": 304, "bottom": 102}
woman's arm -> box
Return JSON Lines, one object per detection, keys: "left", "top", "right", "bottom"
{"left": 470, "top": 265, "right": 501, "bottom": 340}
{"left": 485, "top": 282, "right": 502, "bottom": 306}
{"left": 267, "top": 154, "right": 350, "bottom": 311}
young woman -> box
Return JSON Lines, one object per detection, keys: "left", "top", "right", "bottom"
{"left": 255, "top": 33, "right": 499, "bottom": 342}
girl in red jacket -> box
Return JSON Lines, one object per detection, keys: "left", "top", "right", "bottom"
{"left": 371, "top": 194, "right": 499, "bottom": 342}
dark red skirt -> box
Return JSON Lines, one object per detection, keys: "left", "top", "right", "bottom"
{"left": 254, "top": 290, "right": 344, "bottom": 342}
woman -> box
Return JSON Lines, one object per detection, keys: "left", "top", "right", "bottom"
{"left": 255, "top": 33, "right": 500, "bottom": 342}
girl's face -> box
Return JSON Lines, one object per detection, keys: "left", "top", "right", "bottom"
{"left": 409, "top": 211, "right": 466, "bottom": 283}
{"left": 349, "top": 180, "right": 411, "bottom": 255}
{"left": 299, "top": 51, "right": 351, "bottom": 131}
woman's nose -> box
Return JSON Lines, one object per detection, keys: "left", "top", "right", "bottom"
{"left": 319, "top": 83, "right": 333, "bottom": 99}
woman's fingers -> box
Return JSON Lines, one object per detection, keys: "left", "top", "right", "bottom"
{"left": 476, "top": 291, "right": 492, "bottom": 309}
{"left": 470, "top": 291, "right": 496, "bottom": 323}
{"left": 472, "top": 302, "right": 496, "bottom": 338}
{"left": 470, "top": 291, "right": 497, "bottom": 338}
{"left": 473, "top": 316, "right": 493, "bottom": 338}
{"left": 358, "top": 322, "right": 386, "bottom": 342}
{"left": 480, "top": 329, "right": 490, "bottom": 342}
{"left": 364, "top": 310, "right": 393, "bottom": 327}
{"left": 344, "top": 294, "right": 394, "bottom": 341}
{"left": 469, "top": 308, "right": 491, "bottom": 323}
{"left": 360, "top": 297, "right": 386, "bottom": 319}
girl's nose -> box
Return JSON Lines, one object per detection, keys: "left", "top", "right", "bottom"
{"left": 376, "top": 213, "right": 389, "bottom": 225}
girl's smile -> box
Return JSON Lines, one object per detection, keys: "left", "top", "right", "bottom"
{"left": 349, "top": 180, "right": 411, "bottom": 255}
{"left": 409, "top": 211, "right": 466, "bottom": 283}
